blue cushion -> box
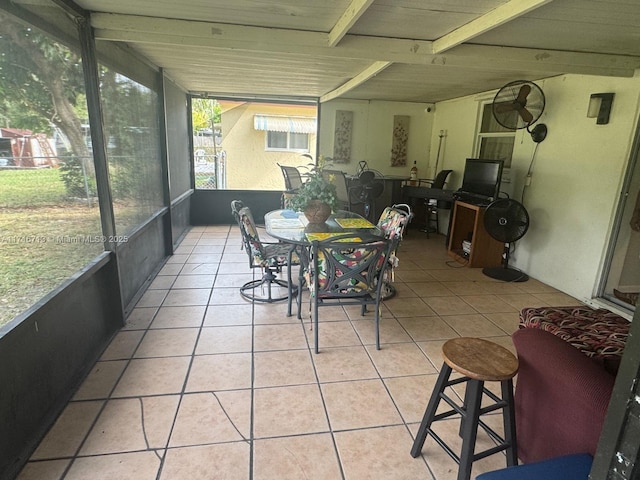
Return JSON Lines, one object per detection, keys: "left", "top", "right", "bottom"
{"left": 476, "top": 453, "right": 593, "bottom": 480}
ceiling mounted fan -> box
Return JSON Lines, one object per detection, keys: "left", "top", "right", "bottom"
{"left": 492, "top": 80, "right": 548, "bottom": 143}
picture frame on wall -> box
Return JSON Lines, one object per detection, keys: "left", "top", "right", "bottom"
{"left": 333, "top": 110, "right": 353, "bottom": 163}
{"left": 390, "top": 115, "right": 410, "bottom": 166}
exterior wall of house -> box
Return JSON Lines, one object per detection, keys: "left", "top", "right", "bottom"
{"left": 318, "top": 99, "right": 434, "bottom": 178}
{"left": 219, "top": 102, "right": 317, "bottom": 190}
{"left": 429, "top": 73, "right": 640, "bottom": 304}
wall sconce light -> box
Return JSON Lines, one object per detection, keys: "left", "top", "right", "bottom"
{"left": 587, "top": 93, "right": 615, "bottom": 125}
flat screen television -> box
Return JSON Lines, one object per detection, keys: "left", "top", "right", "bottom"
{"left": 460, "top": 158, "right": 504, "bottom": 200}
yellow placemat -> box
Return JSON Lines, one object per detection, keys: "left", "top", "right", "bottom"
{"left": 335, "top": 218, "right": 375, "bottom": 229}
{"left": 305, "top": 232, "right": 362, "bottom": 242}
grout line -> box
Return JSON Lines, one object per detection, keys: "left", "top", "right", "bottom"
{"left": 26, "top": 227, "right": 541, "bottom": 480}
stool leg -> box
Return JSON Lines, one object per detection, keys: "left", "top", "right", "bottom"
{"left": 458, "top": 379, "right": 483, "bottom": 480}
{"left": 410, "top": 364, "right": 452, "bottom": 458}
{"left": 458, "top": 377, "right": 475, "bottom": 438}
{"left": 501, "top": 379, "right": 518, "bottom": 467}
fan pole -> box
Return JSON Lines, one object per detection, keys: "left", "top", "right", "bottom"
{"left": 433, "top": 130, "right": 445, "bottom": 175}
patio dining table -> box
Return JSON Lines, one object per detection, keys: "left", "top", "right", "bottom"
{"left": 264, "top": 209, "right": 395, "bottom": 316}
{"left": 264, "top": 209, "right": 384, "bottom": 245}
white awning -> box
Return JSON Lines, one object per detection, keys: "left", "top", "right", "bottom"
{"left": 253, "top": 115, "right": 317, "bottom": 134}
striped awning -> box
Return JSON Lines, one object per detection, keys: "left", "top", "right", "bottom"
{"left": 253, "top": 115, "right": 317, "bottom": 134}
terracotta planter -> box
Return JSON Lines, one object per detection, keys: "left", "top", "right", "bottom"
{"left": 304, "top": 200, "right": 331, "bottom": 224}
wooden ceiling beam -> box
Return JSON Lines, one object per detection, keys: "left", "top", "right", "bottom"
{"left": 432, "top": 0, "right": 555, "bottom": 54}
{"left": 320, "top": 61, "right": 392, "bottom": 102}
{"left": 92, "top": 13, "right": 640, "bottom": 78}
{"left": 328, "top": 0, "right": 375, "bottom": 47}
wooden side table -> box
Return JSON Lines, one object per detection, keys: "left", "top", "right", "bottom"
{"left": 447, "top": 201, "right": 503, "bottom": 267}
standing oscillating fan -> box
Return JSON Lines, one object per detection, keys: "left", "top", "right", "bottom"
{"left": 482, "top": 198, "right": 530, "bottom": 282}
{"left": 349, "top": 170, "right": 384, "bottom": 220}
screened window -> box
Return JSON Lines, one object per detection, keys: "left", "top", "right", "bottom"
{"left": 99, "top": 69, "right": 164, "bottom": 235}
{"left": 192, "top": 99, "right": 317, "bottom": 191}
{"left": 0, "top": 13, "right": 103, "bottom": 326}
{"left": 477, "top": 103, "right": 515, "bottom": 168}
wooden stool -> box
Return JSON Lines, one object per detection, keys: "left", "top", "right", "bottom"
{"left": 411, "top": 337, "right": 519, "bottom": 480}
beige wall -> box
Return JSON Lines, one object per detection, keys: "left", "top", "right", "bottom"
{"left": 319, "top": 99, "right": 434, "bottom": 178}
{"left": 430, "top": 74, "right": 640, "bottom": 304}
{"left": 220, "top": 102, "right": 317, "bottom": 190}
{"left": 219, "top": 78, "right": 640, "bottom": 304}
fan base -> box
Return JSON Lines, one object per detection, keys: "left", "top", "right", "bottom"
{"left": 482, "top": 266, "right": 529, "bottom": 282}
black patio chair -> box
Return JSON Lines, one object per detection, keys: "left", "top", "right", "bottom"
{"left": 231, "top": 200, "right": 298, "bottom": 306}
{"left": 307, "top": 234, "right": 396, "bottom": 353}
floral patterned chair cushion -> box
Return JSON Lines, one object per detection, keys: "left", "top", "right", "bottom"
{"left": 309, "top": 240, "right": 389, "bottom": 297}
{"left": 519, "top": 306, "right": 630, "bottom": 373}
{"left": 237, "top": 206, "right": 298, "bottom": 267}
{"left": 377, "top": 205, "right": 411, "bottom": 240}
{"left": 376, "top": 204, "right": 412, "bottom": 286}
{"left": 306, "top": 235, "right": 395, "bottom": 353}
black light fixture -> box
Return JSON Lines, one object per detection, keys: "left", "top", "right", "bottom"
{"left": 587, "top": 93, "right": 615, "bottom": 125}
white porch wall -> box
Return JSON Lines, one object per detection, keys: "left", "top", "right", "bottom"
{"left": 431, "top": 74, "right": 640, "bottom": 302}
{"left": 318, "top": 99, "right": 434, "bottom": 177}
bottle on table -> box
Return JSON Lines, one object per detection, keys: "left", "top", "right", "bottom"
{"left": 410, "top": 161, "right": 418, "bottom": 185}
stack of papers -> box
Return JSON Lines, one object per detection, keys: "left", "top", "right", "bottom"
{"left": 269, "top": 218, "right": 304, "bottom": 229}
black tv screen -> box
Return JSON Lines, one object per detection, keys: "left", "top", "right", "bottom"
{"left": 461, "top": 159, "right": 504, "bottom": 200}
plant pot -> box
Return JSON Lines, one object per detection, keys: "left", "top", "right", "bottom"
{"left": 304, "top": 200, "right": 331, "bottom": 224}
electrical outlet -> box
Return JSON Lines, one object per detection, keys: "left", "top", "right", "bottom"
{"left": 524, "top": 174, "right": 532, "bottom": 186}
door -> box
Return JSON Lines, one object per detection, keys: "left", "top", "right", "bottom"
{"left": 600, "top": 131, "right": 640, "bottom": 311}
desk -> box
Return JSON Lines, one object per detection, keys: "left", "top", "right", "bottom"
{"left": 402, "top": 186, "right": 455, "bottom": 203}
{"left": 265, "top": 209, "right": 384, "bottom": 244}
{"left": 403, "top": 186, "right": 455, "bottom": 237}
{"left": 447, "top": 200, "right": 503, "bottom": 268}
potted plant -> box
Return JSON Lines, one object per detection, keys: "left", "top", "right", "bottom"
{"left": 288, "top": 161, "right": 338, "bottom": 224}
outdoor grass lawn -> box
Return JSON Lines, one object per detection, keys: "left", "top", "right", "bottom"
{"left": 0, "top": 168, "right": 70, "bottom": 207}
{"left": 0, "top": 168, "right": 103, "bottom": 326}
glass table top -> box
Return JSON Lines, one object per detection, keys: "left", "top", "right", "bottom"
{"left": 264, "top": 209, "right": 384, "bottom": 244}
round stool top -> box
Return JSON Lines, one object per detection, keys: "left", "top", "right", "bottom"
{"left": 442, "top": 337, "right": 518, "bottom": 381}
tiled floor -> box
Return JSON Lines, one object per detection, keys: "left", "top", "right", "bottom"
{"left": 17, "top": 225, "right": 579, "bottom": 480}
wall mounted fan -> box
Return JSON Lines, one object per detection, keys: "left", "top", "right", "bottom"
{"left": 492, "top": 80, "right": 548, "bottom": 143}
{"left": 482, "top": 198, "right": 530, "bottom": 282}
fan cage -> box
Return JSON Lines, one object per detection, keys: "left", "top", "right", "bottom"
{"left": 483, "top": 199, "right": 530, "bottom": 244}
{"left": 492, "top": 80, "right": 546, "bottom": 131}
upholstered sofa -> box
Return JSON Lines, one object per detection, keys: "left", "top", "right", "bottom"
{"left": 481, "top": 307, "right": 629, "bottom": 480}
{"left": 511, "top": 304, "right": 631, "bottom": 464}
{"left": 519, "top": 306, "right": 630, "bottom": 375}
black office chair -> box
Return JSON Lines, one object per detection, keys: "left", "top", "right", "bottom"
{"left": 230, "top": 200, "right": 298, "bottom": 306}
{"left": 419, "top": 169, "right": 452, "bottom": 237}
